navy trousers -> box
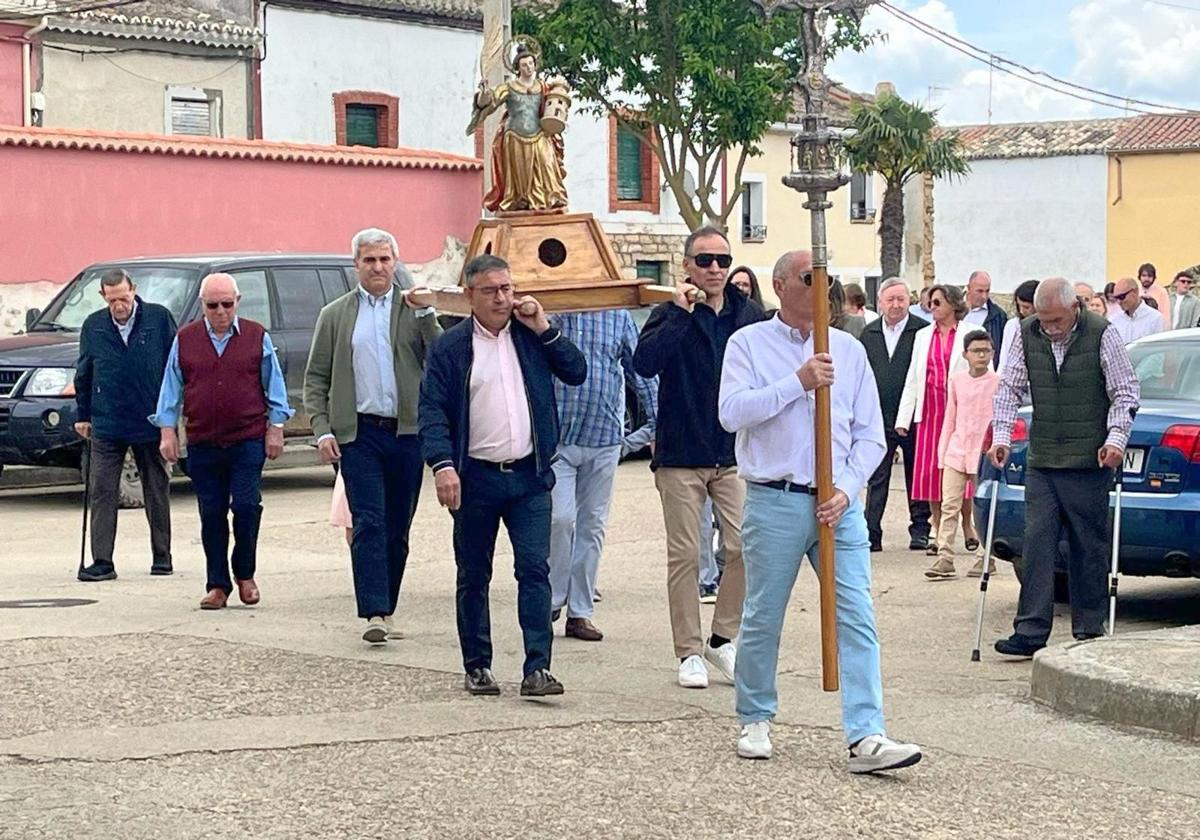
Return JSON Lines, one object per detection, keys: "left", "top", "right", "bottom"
{"left": 339, "top": 423, "right": 424, "bottom": 619}
{"left": 187, "top": 439, "right": 266, "bottom": 595}
{"left": 452, "top": 458, "right": 553, "bottom": 677}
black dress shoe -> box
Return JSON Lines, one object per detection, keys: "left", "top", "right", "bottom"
{"left": 870, "top": 543, "right": 883, "bottom": 553}
{"left": 520, "top": 669, "right": 564, "bottom": 697}
{"left": 1073, "top": 632, "right": 1104, "bottom": 641}
{"left": 464, "top": 668, "right": 501, "bottom": 696}
{"left": 993, "top": 633, "right": 1046, "bottom": 657}
{"left": 551, "top": 608, "right": 562, "bottom": 622}
{"left": 150, "top": 560, "right": 173, "bottom": 576}
{"left": 78, "top": 563, "right": 117, "bottom": 582}
{"left": 909, "top": 538, "right": 929, "bottom": 551}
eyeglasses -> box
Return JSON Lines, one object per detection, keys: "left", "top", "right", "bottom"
{"left": 691, "top": 253, "right": 733, "bottom": 269}
{"left": 204, "top": 300, "right": 236, "bottom": 311}
{"left": 929, "top": 298, "right": 946, "bottom": 308}
{"left": 1111, "top": 289, "right": 1135, "bottom": 302}
{"left": 966, "top": 347, "right": 992, "bottom": 354}
{"left": 475, "top": 284, "right": 513, "bottom": 297}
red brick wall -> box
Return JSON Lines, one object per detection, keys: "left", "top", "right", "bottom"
{"left": 607, "top": 114, "right": 661, "bottom": 215}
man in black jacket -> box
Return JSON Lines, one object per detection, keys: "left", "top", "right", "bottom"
{"left": 73, "top": 269, "right": 177, "bottom": 581}
{"left": 963, "top": 270, "right": 1007, "bottom": 368}
{"left": 861, "top": 278, "right": 930, "bottom": 552}
{"left": 633, "top": 226, "right": 765, "bottom": 690}
{"left": 419, "top": 254, "right": 587, "bottom": 698}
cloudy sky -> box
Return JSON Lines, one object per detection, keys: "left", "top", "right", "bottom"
{"left": 828, "top": 0, "right": 1200, "bottom": 126}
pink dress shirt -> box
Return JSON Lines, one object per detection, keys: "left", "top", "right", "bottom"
{"left": 937, "top": 368, "right": 1000, "bottom": 474}
{"left": 468, "top": 317, "right": 534, "bottom": 461}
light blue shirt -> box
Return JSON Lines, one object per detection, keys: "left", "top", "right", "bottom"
{"left": 113, "top": 300, "right": 138, "bottom": 345}
{"left": 963, "top": 305, "right": 988, "bottom": 326}
{"left": 909, "top": 303, "right": 931, "bottom": 320}
{"left": 149, "top": 316, "right": 294, "bottom": 428}
{"left": 352, "top": 284, "right": 398, "bottom": 417}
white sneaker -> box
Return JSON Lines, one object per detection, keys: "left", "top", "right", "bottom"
{"left": 848, "top": 734, "right": 922, "bottom": 774}
{"left": 362, "top": 616, "right": 388, "bottom": 645}
{"left": 383, "top": 615, "right": 404, "bottom": 640}
{"left": 737, "top": 721, "right": 773, "bottom": 760}
{"left": 704, "top": 640, "right": 736, "bottom": 683}
{"left": 677, "top": 655, "right": 709, "bottom": 689}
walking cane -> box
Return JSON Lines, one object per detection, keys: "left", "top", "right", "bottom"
{"left": 78, "top": 439, "right": 91, "bottom": 577}
{"left": 970, "top": 476, "right": 1002, "bottom": 662}
{"left": 1107, "top": 471, "right": 1123, "bottom": 636}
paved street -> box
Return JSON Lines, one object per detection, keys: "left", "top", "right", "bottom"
{"left": 2, "top": 464, "right": 1199, "bottom": 839}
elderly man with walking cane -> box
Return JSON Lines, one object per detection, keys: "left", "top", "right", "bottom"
{"left": 988, "top": 277, "right": 1140, "bottom": 657}
{"left": 718, "top": 250, "right": 922, "bottom": 771}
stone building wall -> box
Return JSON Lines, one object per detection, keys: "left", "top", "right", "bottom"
{"left": 609, "top": 231, "right": 688, "bottom": 283}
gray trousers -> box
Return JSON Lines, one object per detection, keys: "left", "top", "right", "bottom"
{"left": 1015, "top": 467, "right": 1109, "bottom": 641}
{"left": 89, "top": 438, "right": 171, "bottom": 567}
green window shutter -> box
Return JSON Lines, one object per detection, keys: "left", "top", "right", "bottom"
{"left": 617, "top": 125, "right": 644, "bottom": 200}
{"left": 345, "top": 104, "right": 380, "bottom": 147}
{"left": 636, "top": 260, "right": 662, "bottom": 283}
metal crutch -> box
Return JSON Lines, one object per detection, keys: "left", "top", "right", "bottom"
{"left": 970, "top": 476, "right": 1002, "bottom": 662}
{"left": 78, "top": 439, "right": 91, "bottom": 577}
{"left": 1107, "top": 472, "right": 1123, "bottom": 636}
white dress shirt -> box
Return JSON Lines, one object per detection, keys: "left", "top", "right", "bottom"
{"left": 718, "top": 315, "right": 886, "bottom": 501}
{"left": 113, "top": 300, "right": 138, "bottom": 345}
{"left": 468, "top": 317, "right": 533, "bottom": 461}
{"left": 881, "top": 314, "right": 909, "bottom": 359}
{"left": 351, "top": 284, "right": 398, "bottom": 417}
{"left": 1109, "top": 301, "right": 1162, "bottom": 345}
{"left": 963, "top": 304, "right": 988, "bottom": 326}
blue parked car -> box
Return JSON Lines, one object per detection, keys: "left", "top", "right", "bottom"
{"left": 975, "top": 328, "right": 1200, "bottom": 588}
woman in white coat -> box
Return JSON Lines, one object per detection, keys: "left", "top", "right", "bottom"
{"left": 895, "top": 284, "right": 974, "bottom": 553}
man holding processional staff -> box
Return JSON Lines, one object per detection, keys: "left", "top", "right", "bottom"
{"left": 718, "top": 249, "right": 922, "bottom": 772}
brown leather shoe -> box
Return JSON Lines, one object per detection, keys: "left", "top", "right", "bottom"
{"left": 564, "top": 617, "right": 603, "bottom": 641}
{"left": 236, "top": 578, "right": 260, "bottom": 606}
{"left": 199, "top": 589, "right": 228, "bottom": 610}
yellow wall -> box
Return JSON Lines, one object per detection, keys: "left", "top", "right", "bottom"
{"left": 1107, "top": 152, "right": 1200, "bottom": 282}
{"left": 726, "top": 127, "right": 883, "bottom": 306}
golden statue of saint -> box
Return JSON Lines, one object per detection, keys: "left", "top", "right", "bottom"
{"left": 467, "top": 44, "right": 568, "bottom": 213}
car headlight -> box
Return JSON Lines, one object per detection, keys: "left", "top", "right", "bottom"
{"left": 24, "top": 367, "right": 75, "bottom": 397}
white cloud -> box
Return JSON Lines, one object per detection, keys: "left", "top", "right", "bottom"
{"left": 829, "top": 0, "right": 1200, "bottom": 127}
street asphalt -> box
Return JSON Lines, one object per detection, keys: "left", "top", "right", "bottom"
{"left": 2, "top": 463, "right": 1198, "bottom": 839}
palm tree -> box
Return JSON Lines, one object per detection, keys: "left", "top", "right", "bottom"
{"left": 844, "top": 91, "right": 969, "bottom": 281}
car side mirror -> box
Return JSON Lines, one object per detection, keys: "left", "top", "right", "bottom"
{"left": 25, "top": 308, "right": 41, "bottom": 331}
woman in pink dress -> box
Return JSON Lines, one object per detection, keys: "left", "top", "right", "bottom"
{"left": 895, "top": 284, "right": 972, "bottom": 553}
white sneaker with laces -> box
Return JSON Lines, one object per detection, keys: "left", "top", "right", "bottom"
{"left": 383, "top": 615, "right": 405, "bottom": 640}
{"left": 848, "top": 734, "right": 922, "bottom": 774}
{"left": 703, "top": 640, "right": 736, "bottom": 683}
{"left": 737, "top": 721, "right": 773, "bottom": 759}
{"left": 362, "top": 616, "right": 388, "bottom": 645}
{"left": 677, "top": 655, "right": 709, "bottom": 689}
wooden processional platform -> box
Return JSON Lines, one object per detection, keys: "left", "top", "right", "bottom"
{"left": 433, "top": 212, "right": 676, "bottom": 315}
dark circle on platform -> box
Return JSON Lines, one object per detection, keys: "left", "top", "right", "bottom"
{"left": 537, "top": 238, "right": 567, "bottom": 267}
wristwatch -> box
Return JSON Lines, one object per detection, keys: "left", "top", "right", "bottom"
{"left": 271, "top": 422, "right": 284, "bottom": 428}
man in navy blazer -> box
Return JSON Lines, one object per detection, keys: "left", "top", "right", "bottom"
{"left": 419, "top": 254, "right": 586, "bottom": 699}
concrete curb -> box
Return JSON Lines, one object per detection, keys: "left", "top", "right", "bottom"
{"left": 1030, "top": 627, "right": 1200, "bottom": 740}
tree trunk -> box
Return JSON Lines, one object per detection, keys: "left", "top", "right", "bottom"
{"left": 879, "top": 180, "right": 905, "bottom": 280}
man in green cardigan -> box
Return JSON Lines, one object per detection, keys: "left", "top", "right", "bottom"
{"left": 304, "top": 228, "right": 442, "bottom": 645}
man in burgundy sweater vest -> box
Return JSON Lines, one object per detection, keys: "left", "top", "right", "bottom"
{"left": 151, "top": 273, "right": 293, "bottom": 610}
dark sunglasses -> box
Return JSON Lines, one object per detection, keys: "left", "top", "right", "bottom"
{"left": 1111, "top": 289, "right": 1135, "bottom": 302}
{"left": 691, "top": 253, "right": 733, "bottom": 269}
{"left": 929, "top": 298, "right": 946, "bottom": 307}
{"left": 204, "top": 300, "right": 236, "bottom": 311}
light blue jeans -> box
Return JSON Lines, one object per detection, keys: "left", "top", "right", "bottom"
{"left": 549, "top": 444, "right": 621, "bottom": 619}
{"left": 698, "top": 498, "right": 721, "bottom": 587}
{"left": 735, "top": 483, "right": 886, "bottom": 745}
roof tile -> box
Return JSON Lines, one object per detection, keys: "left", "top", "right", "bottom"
{"left": 1110, "top": 113, "right": 1200, "bottom": 153}
{"left": 0, "top": 126, "right": 483, "bottom": 171}
{"left": 942, "top": 118, "right": 1128, "bottom": 160}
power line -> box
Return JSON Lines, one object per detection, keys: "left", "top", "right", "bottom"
{"left": 878, "top": 1, "right": 1200, "bottom": 116}
{"left": 1144, "top": 0, "right": 1200, "bottom": 11}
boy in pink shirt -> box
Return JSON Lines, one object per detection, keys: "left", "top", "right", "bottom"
{"left": 926, "top": 330, "right": 1001, "bottom": 580}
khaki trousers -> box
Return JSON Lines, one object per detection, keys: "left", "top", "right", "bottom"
{"left": 936, "top": 467, "right": 974, "bottom": 559}
{"left": 654, "top": 466, "right": 746, "bottom": 659}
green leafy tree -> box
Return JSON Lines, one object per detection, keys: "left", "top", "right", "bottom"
{"left": 514, "top": 0, "right": 871, "bottom": 231}
{"left": 844, "top": 91, "right": 970, "bottom": 280}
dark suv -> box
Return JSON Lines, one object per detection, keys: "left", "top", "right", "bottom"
{"left": 0, "top": 253, "right": 359, "bottom": 500}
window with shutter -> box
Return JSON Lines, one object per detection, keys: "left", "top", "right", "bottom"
{"left": 616, "top": 125, "right": 644, "bottom": 201}
{"left": 345, "top": 104, "right": 381, "bottom": 147}
{"left": 636, "top": 260, "right": 664, "bottom": 283}
{"left": 170, "top": 98, "right": 212, "bottom": 136}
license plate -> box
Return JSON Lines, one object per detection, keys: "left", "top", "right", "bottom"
{"left": 1123, "top": 448, "right": 1145, "bottom": 475}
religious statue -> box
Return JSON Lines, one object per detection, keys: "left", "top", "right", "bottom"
{"left": 467, "top": 38, "right": 569, "bottom": 214}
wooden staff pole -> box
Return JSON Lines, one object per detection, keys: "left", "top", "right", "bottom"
{"left": 809, "top": 211, "right": 839, "bottom": 693}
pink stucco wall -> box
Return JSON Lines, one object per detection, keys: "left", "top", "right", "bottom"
{"left": 0, "top": 24, "right": 26, "bottom": 127}
{"left": 0, "top": 137, "right": 483, "bottom": 285}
